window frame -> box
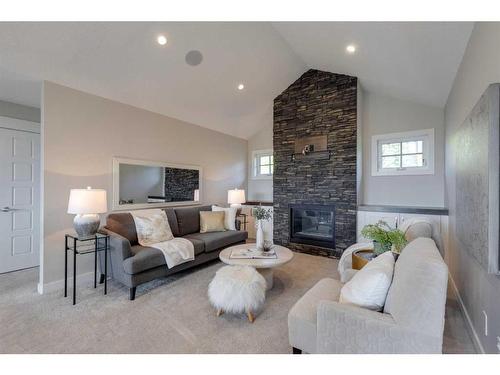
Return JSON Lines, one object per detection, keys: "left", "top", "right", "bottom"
{"left": 371, "top": 129, "right": 435, "bottom": 176}
{"left": 252, "top": 149, "right": 274, "bottom": 180}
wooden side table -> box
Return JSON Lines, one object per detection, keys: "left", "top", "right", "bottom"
{"left": 352, "top": 249, "right": 375, "bottom": 270}
{"left": 64, "top": 233, "right": 109, "bottom": 305}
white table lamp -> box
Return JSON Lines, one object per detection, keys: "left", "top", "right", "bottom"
{"left": 228, "top": 188, "right": 245, "bottom": 208}
{"left": 68, "top": 187, "right": 107, "bottom": 238}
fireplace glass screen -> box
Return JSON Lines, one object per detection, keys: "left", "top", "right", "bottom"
{"left": 289, "top": 204, "right": 335, "bottom": 249}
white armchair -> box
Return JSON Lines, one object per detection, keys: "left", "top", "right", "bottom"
{"left": 288, "top": 237, "right": 448, "bottom": 354}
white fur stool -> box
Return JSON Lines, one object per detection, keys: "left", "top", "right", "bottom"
{"left": 208, "top": 265, "right": 266, "bottom": 323}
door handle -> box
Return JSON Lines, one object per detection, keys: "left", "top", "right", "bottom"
{"left": 1, "top": 207, "right": 19, "bottom": 213}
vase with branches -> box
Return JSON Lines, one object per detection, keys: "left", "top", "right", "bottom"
{"left": 253, "top": 206, "right": 272, "bottom": 251}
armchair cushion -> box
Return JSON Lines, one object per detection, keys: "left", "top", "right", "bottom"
{"left": 288, "top": 278, "right": 342, "bottom": 354}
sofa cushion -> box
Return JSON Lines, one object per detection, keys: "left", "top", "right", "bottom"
{"left": 123, "top": 245, "right": 166, "bottom": 274}
{"left": 123, "top": 237, "right": 205, "bottom": 274}
{"left": 288, "top": 278, "right": 342, "bottom": 354}
{"left": 164, "top": 208, "right": 180, "bottom": 237}
{"left": 182, "top": 237, "right": 205, "bottom": 256}
{"left": 105, "top": 213, "right": 138, "bottom": 246}
{"left": 183, "top": 230, "right": 247, "bottom": 252}
{"left": 174, "top": 205, "right": 212, "bottom": 236}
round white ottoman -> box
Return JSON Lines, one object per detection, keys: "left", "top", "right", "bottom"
{"left": 208, "top": 265, "right": 266, "bottom": 323}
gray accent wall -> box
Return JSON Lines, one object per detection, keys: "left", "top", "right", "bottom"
{"left": 41, "top": 81, "right": 247, "bottom": 287}
{"left": 0, "top": 100, "right": 40, "bottom": 123}
{"left": 445, "top": 22, "right": 500, "bottom": 353}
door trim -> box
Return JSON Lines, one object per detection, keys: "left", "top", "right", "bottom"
{"left": 0, "top": 116, "right": 40, "bottom": 134}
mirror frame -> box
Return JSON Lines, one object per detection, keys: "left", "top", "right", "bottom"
{"left": 112, "top": 157, "right": 202, "bottom": 211}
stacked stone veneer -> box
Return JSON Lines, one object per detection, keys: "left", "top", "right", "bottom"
{"left": 273, "top": 69, "right": 358, "bottom": 258}
{"left": 164, "top": 167, "right": 199, "bottom": 201}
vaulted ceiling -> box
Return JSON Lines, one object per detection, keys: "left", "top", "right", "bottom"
{"left": 0, "top": 22, "right": 473, "bottom": 139}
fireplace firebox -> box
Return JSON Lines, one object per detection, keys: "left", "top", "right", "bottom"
{"left": 289, "top": 204, "right": 335, "bottom": 249}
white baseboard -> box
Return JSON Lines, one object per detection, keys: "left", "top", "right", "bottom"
{"left": 37, "top": 271, "right": 95, "bottom": 294}
{"left": 448, "top": 275, "right": 485, "bottom": 354}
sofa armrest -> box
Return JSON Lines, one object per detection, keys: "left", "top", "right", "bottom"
{"left": 100, "top": 228, "right": 134, "bottom": 260}
{"left": 316, "top": 301, "right": 440, "bottom": 354}
{"left": 97, "top": 228, "right": 136, "bottom": 285}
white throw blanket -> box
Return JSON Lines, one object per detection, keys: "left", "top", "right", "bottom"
{"left": 130, "top": 209, "right": 194, "bottom": 269}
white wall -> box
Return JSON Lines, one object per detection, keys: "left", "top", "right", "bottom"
{"left": 247, "top": 124, "right": 273, "bottom": 202}
{"left": 361, "top": 91, "right": 446, "bottom": 207}
{"left": 444, "top": 22, "right": 500, "bottom": 353}
{"left": 41, "top": 81, "right": 247, "bottom": 288}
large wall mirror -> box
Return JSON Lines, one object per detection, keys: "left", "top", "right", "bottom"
{"left": 112, "top": 157, "right": 202, "bottom": 210}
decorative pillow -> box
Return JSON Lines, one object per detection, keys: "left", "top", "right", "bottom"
{"left": 212, "top": 205, "right": 237, "bottom": 230}
{"left": 339, "top": 251, "right": 395, "bottom": 311}
{"left": 200, "top": 211, "right": 226, "bottom": 233}
{"left": 131, "top": 209, "right": 174, "bottom": 246}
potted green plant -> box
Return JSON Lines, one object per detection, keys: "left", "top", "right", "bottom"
{"left": 361, "top": 220, "right": 408, "bottom": 256}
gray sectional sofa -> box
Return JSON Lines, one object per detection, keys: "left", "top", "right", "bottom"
{"left": 100, "top": 205, "right": 248, "bottom": 300}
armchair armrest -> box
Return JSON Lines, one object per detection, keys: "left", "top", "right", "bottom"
{"left": 316, "top": 301, "right": 438, "bottom": 354}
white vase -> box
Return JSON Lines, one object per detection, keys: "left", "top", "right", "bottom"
{"left": 256, "top": 220, "right": 264, "bottom": 251}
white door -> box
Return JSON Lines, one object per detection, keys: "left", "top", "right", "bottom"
{"left": 0, "top": 127, "right": 40, "bottom": 273}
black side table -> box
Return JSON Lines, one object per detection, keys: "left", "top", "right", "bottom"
{"left": 237, "top": 213, "right": 248, "bottom": 231}
{"left": 64, "top": 233, "right": 109, "bottom": 305}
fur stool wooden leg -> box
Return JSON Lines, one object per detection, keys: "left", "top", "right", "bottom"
{"left": 208, "top": 265, "right": 266, "bottom": 323}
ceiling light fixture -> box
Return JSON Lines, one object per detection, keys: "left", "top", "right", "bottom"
{"left": 157, "top": 35, "right": 167, "bottom": 46}
{"left": 346, "top": 44, "right": 356, "bottom": 54}
{"left": 238, "top": 83, "right": 245, "bottom": 90}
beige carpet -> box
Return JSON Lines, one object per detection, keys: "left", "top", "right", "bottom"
{"left": 0, "top": 252, "right": 476, "bottom": 354}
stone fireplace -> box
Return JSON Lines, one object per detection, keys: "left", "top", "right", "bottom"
{"left": 273, "top": 69, "right": 359, "bottom": 258}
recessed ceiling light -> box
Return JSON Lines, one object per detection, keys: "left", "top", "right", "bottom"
{"left": 238, "top": 83, "right": 245, "bottom": 90}
{"left": 157, "top": 35, "right": 167, "bottom": 46}
{"left": 346, "top": 44, "right": 356, "bottom": 54}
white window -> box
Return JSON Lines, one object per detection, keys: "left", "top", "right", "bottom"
{"left": 371, "top": 129, "right": 434, "bottom": 176}
{"left": 252, "top": 149, "right": 274, "bottom": 179}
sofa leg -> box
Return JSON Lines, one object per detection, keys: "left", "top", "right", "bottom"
{"left": 99, "top": 274, "right": 105, "bottom": 284}
{"left": 129, "top": 287, "right": 136, "bottom": 301}
{"left": 292, "top": 347, "right": 302, "bottom": 354}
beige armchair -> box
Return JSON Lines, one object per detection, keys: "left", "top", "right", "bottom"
{"left": 288, "top": 237, "right": 448, "bottom": 354}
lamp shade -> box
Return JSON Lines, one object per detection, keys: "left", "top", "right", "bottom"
{"left": 227, "top": 189, "right": 246, "bottom": 205}
{"left": 67, "top": 187, "right": 107, "bottom": 214}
